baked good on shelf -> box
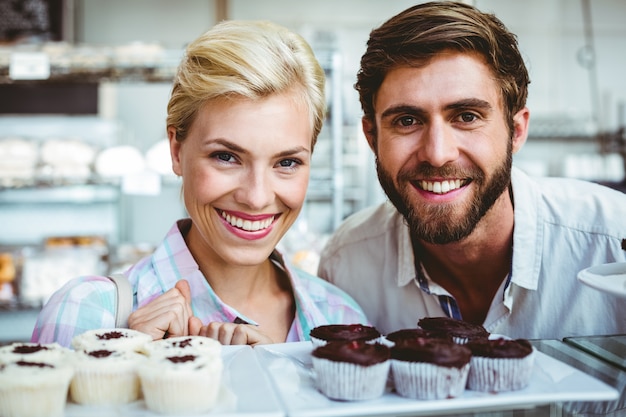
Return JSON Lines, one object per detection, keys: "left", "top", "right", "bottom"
{"left": 94, "top": 145, "right": 146, "bottom": 178}
{"left": 71, "top": 328, "right": 153, "bottom": 353}
{"left": 0, "top": 253, "right": 16, "bottom": 284}
{"left": 390, "top": 337, "right": 471, "bottom": 400}
{"left": 309, "top": 324, "right": 381, "bottom": 347}
{"left": 311, "top": 340, "right": 391, "bottom": 401}
{"left": 138, "top": 352, "right": 223, "bottom": 415}
{"left": 0, "top": 342, "right": 71, "bottom": 365}
{"left": 385, "top": 328, "right": 452, "bottom": 345}
{"left": 39, "top": 138, "right": 96, "bottom": 182}
{"left": 0, "top": 137, "right": 38, "bottom": 185}
{"left": 417, "top": 316, "right": 490, "bottom": 344}
{"left": 141, "top": 335, "right": 222, "bottom": 358}
{"left": 465, "top": 337, "right": 535, "bottom": 392}
{"left": 0, "top": 360, "right": 74, "bottom": 417}
{"left": 69, "top": 348, "right": 145, "bottom": 405}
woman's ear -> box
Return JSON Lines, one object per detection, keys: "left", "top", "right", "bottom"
{"left": 168, "top": 126, "right": 183, "bottom": 176}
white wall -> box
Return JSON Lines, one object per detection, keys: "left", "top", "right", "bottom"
{"left": 73, "top": 0, "right": 626, "bottom": 241}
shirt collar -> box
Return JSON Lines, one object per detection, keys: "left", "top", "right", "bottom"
{"left": 394, "top": 206, "right": 418, "bottom": 287}
{"left": 510, "top": 167, "right": 541, "bottom": 290}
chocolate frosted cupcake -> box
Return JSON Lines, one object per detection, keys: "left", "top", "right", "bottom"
{"left": 309, "top": 324, "right": 381, "bottom": 347}
{"left": 312, "top": 340, "right": 391, "bottom": 401}
{"left": 417, "top": 316, "right": 489, "bottom": 344}
{"left": 465, "top": 338, "right": 535, "bottom": 392}
{"left": 385, "top": 328, "right": 452, "bottom": 345}
{"left": 390, "top": 338, "right": 471, "bottom": 400}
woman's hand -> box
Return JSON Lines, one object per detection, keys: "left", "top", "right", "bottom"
{"left": 128, "top": 280, "right": 202, "bottom": 340}
{"left": 195, "top": 322, "right": 273, "bottom": 346}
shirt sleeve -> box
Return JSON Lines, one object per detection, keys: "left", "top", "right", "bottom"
{"left": 292, "top": 270, "right": 371, "bottom": 340}
{"left": 30, "top": 276, "right": 118, "bottom": 348}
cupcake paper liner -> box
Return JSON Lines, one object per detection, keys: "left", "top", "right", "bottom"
{"left": 0, "top": 365, "right": 73, "bottom": 417}
{"left": 139, "top": 362, "right": 222, "bottom": 415}
{"left": 467, "top": 349, "right": 535, "bottom": 392}
{"left": 391, "top": 360, "right": 470, "bottom": 400}
{"left": 312, "top": 356, "right": 390, "bottom": 401}
{"left": 70, "top": 366, "right": 142, "bottom": 405}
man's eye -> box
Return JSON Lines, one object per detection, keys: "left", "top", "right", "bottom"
{"left": 460, "top": 113, "right": 478, "bottom": 123}
{"left": 397, "top": 116, "right": 416, "bottom": 127}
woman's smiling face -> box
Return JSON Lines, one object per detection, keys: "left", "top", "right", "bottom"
{"left": 169, "top": 92, "right": 312, "bottom": 267}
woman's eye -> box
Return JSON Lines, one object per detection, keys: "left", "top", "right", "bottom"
{"left": 278, "top": 158, "right": 300, "bottom": 169}
{"left": 214, "top": 152, "right": 235, "bottom": 163}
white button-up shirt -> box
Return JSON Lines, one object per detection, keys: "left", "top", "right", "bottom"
{"left": 319, "top": 167, "right": 626, "bottom": 339}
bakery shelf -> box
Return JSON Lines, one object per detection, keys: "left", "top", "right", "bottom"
{"left": 0, "top": 183, "right": 119, "bottom": 204}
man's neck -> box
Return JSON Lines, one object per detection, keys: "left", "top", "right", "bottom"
{"left": 413, "top": 191, "right": 515, "bottom": 324}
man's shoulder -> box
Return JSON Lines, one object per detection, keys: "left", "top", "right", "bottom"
{"left": 328, "top": 201, "right": 402, "bottom": 247}
{"left": 513, "top": 168, "right": 626, "bottom": 232}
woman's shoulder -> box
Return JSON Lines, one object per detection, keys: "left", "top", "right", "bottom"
{"left": 291, "top": 268, "right": 366, "bottom": 316}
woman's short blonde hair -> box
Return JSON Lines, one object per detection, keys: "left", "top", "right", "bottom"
{"left": 167, "top": 20, "right": 326, "bottom": 149}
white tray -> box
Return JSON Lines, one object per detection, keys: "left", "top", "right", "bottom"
{"left": 255, "top": 341, "right": 619, "bottom": 417}
{"left": 65, "top": 345, "right": 284, "bottom": 417}
{"left": 578, "top": 261, "right": 626, "bottom": 298}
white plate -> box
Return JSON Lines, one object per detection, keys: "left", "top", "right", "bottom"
{"left": 577, "top": 262, "right": 626, "bottom": 298}
{"left": 65, "top": 345, "right": 284, "bottom": 417}
{"left": 256, "top": 341, "right": 619, "bottom": 417}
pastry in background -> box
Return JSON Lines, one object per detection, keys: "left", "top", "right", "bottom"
{"left": 39, "top": 138, "right": 96, "bottom": 182}
{"left": 145, "top": 139, "right": 175, "bottom": 177}
{"left": 94, "top": 145, "right": 146, "bottom": 178}
{"left": 0, "top": 137, "right": 38, "bottom": 185}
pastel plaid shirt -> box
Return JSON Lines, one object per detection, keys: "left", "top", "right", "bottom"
{"left": 31, "top": 219, "right": 368, "bottom": 348}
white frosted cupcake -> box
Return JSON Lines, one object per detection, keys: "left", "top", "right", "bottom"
{"left": 138, "top": 352, "right": 223, "bottom": 414}
{"left": 465, "top": 338, "right": 535, "bottom": 392}
{"left": 71, "top": 328, "right": 153, "bottom": 353}
{"left": 0, "top": 360, "right": 74, "bottom": 417}
{"left": 69, "top": 348, "right": 146, "bottom": 405}
{"left": 0, "top": 342, "right": 71, "bottom": 365}
{"left": 311, "top": 340, "right": 391, "bottom": 401}
{"left": 390, "top": 338, "right": 471, "bottom": 400}
{"left": 141, "top": 335, "right": 222, "bottom": 358}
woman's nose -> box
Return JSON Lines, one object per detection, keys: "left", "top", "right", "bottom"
{"left": 234, "top": 169, "right": 273, "bottom": 209}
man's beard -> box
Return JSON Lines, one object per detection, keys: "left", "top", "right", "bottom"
{"left": 376, "top": 143, "right": 513, "bottom": 245}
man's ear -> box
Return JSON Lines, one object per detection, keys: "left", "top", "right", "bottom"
{"left": 362, "top": 116, "right": 377, "bottom": 153}
{"left": 511, "top": 107, "right": 530, "bottom": 155}
{"left": 168, "top": 126, "right": 183, "bottom": 176}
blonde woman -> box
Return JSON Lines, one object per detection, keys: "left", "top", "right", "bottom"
{"left": 33, "top": 20, "right": 367, "bottom": 347}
